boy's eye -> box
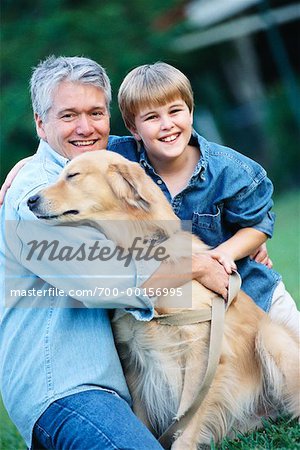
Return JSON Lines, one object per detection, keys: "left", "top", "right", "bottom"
{"left": 145, "top": 114, "right": 157, "bottom": 121}
{"left": 170, "top": 108, "right": 182, "bottom": 114}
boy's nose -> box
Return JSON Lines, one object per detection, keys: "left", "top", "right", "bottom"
{"left": 160, "top": 115, "right": 174, "bottom": 130}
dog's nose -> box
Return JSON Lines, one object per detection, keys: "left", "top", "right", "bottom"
{"left": 27, "top": 194, "right": 40, "bottom": 211}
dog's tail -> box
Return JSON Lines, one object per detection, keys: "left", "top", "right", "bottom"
{"left": 256, "top": 318, "right": 300, "bottom": 418}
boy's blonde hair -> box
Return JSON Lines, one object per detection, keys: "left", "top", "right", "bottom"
{"left": 118, "top": 62, "right": 194, "bottom": 130}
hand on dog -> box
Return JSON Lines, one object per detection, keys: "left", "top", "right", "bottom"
{"left": 206, "top": 249, "right": 237, "bottom": 275}
{"left": 142, "top": 254, "right": 229, "bottom": 300}
{"left": 250, "top": 243, "right": 273, "bottom": 268}
{"left": 193, "top": 253, "right": 229, "bottom": 299}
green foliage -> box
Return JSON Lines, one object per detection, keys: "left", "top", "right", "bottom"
{"left": 263, "top": 83, "right": 300, "bottom": 192}
{"left": 0, "top": 0, "right": 184, "bottom": 180}
{"left": 1, "top": 0, "right": 300, "bottom": 194}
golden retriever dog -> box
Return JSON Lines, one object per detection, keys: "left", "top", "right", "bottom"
{"left": 28, "top": 150, "right": 299, "bottom": 449}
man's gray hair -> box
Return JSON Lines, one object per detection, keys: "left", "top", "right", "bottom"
{"left": 30, "top": 55, "right": 112, "bottom": 120}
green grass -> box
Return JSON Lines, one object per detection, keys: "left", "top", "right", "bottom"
{"left": 216, "top": 417, "right": 300, "bottom": 449}
{"left": 1, "top": 190, "right": 299, "bottom": 450}
{"left": 0, "top": 397, "right": 26, "bottom": 450}
{"left": 268, "top": 190, "right": 300, "bottom": 306}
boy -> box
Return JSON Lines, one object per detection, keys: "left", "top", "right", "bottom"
{"left": 118, "top": 62, "right": 299, "bottom": 335}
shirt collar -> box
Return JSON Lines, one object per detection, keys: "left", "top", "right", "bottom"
{"left": 36, "top": 139, "right": 70, "bottom": 168}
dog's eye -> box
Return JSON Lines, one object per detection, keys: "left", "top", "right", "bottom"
{"left": 67, "top": 172, "right": 80, "bottom": 179}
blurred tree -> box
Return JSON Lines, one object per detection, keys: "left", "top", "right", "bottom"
{"left": 1, "top": 0, "right": 299, "bottom": 192}
{"left": 0, "top": 0, "right": 184, "bottom": 180}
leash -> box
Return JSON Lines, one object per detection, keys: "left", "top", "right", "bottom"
{"left": 157, "top": 272, "right": 241, "bottom": 449}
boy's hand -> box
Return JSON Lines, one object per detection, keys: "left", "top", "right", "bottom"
{"left": 0, "top": 157, "right": 32, "bottom": 206}
{"left": 205, "top": 249, "right": 237, "bottom": 275}
{"left": 250, "top": 243, "right": 273, "bottom": 268}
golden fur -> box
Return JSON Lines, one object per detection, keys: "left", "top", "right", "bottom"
{"left": 29, "top": 150, "right": 300, "bottom": 449}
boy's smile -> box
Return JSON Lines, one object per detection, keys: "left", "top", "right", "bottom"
{"left": 132, "top": 99, "right": 194, "bottom": 168}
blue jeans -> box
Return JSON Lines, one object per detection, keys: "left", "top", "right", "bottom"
{"left": 32, "top": 389, "right": 164, "bottom": 450}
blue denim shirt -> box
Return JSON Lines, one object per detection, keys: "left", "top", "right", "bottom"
{"left": 109, "top": 131, "right": 281, "bottom": 311}
{"left": 0, "top": 140, "right": 159, "bottom": 447}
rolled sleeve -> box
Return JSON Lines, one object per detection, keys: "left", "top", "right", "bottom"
{"left": 124, "top": 258, "right": 160, "bottom": 321}
{"left": 225, "top": 171, "right": 274, "bottom": 236}
{"left": 252, "top": 211, "right": 275, "bottom": 238}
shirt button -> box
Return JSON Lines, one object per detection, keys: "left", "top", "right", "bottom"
{"left": 157, "top": 179, "right": 163, "bottom": 185}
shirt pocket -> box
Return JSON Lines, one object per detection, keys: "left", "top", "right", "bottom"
{"left": 192, "top": 206, "right": 224, "bottom": 247}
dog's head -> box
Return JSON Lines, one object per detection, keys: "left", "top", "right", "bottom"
{"left": 27, "top": 150, "right": 175, "bottom": 224}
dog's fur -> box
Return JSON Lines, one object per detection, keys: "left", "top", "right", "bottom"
{"left": 28, "top": 150, "right": 300, "bottom": 449}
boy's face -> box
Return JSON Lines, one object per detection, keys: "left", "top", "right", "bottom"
{"left": 131, "top": 99, "right": 193, "bottom": 165}
{"left": 35, "top": 81, "right": 110, "bottom": 160}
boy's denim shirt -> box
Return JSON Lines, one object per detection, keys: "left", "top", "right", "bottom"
{"left": 0, "top": 140, "right": 158, "bottom": 448}
{"left": 109, "top": 131, "right": 281, "bottom": 312}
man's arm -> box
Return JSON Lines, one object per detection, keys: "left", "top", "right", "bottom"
{"left": 143, "top": 253, "right": 229, "bottom": 299}
{"left": 6, "top": 200, "right": 229, "bottom": 313}
{"left": 0, "top": 157, "right": 32, "bottom": 205}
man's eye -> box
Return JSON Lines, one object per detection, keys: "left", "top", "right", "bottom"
{"left": 67, "top": 172, "right": 80, "bottom": 179}
{"left": 62, "top": 114, "right": 75, "bottom": 121}
{"left": 92, "top": 111, "right": 106, "bottom": 119}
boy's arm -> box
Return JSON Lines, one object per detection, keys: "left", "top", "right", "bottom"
{"left": 250, "top": 243, "right": 273, "bottom": 268}
{"left": 208, "top": 227, "right": 268, "bottom": 273}
{"left": 0, "top": 157, "right": 32, "bottom": 205}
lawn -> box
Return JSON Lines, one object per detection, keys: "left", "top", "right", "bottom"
{"left": 1, "top": 190, "right": 299, "bottom": 449}
{"left": 268, "top": 190, "right": 300, "bottom": 307}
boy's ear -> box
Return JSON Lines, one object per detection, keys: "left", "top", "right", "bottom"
{"left": 190, "top": 108, "right": 194, "bottom": 126}
{"left": 34, "top": 113, "right": 47, "bottom": 141}
{"left": 129, "top": 126, "right": 142, "bottom": 141}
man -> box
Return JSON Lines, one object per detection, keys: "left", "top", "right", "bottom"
{"left": 0, "top": 56, "right": 229, "bottom": 450}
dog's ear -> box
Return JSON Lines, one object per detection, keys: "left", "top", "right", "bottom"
{"left": 107, "top": 162, "right": 151, "bottom": 211}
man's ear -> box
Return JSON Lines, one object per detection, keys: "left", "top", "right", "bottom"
{"left": 34, "top": 113, "right": 47, "bottom": 141}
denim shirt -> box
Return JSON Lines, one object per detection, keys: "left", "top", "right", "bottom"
{"left": 0, "top": 140, "right": 159, "bottom": 447}
{"left": 109, "top": 131, "right": 281, "bottom": 311}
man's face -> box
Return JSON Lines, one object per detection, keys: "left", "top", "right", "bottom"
{"left": 35, "top": 81, "right": 110, "bottom": 160}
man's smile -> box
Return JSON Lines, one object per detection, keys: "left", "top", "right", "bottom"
{"left": 70, "top": 139, "right": 99, "bottom": 147}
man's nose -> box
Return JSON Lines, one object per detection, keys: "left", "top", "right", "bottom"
{"left": 76, "top": 115, "right": 94, "bottom": 135}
